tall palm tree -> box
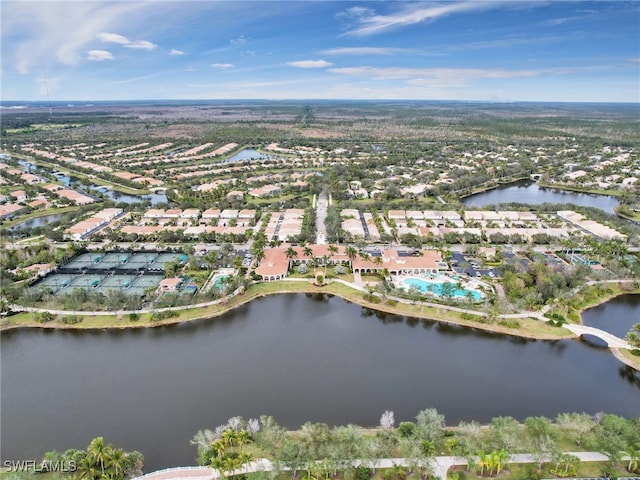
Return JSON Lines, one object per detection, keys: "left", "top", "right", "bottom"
{"left": 110, "top": 448, "right": 126, "bottom": 479}
{"left": 303, "top": 245, "right": 313, "bottom": 262}
{"left": 359, "top": 251, "right": 371, "bottom": 262}
{"left": 322, "top": 254, "right": 329, "bottom": 276}
{"left": 222, "top": 429, "right": 237, "bottom": 448}
{"left": 87, "top": 437, "right": 112, "bottom": 477}
{"left": 328, "top": 244, "right": 338, "bottom": 256}
{"left": 235, "top": 430, "right": 253, "bottom": 452}
{"left": 78, "top": 456, "right": 101, "bottom": 480}
{"left": 285, "top": 247, "right": 298, "bottom": 269}
{"left": 374, "top": 256, "right": 383, "bottom": 272}
{"left": 345, "top": 245, "right": 357, "bottom": 269}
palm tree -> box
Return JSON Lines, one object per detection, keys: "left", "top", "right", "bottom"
{"left": 222, "top": 429, "right": 237, "bottom": 448}
{"left": 623, "top": 443, "right": 640, "bottom": 472}
{"left": 322, "top": 254, "right": 329, "bottom": 276}
{"left": 78, "top": 456, "right": 100, "bottom": 480}
{"left": 110, "top": 448, "right": 126, "bottom": 479}
{"left": 328, "top": 244, "right": 338, "bottom": 256}
{"left": 235, "top": 430, "right": 252, "bottom": 452}
{"left": 345, "top": 245, "right": 357, "bottom": 265}
{"left": 303, "top": 246, "right": 313, "bottom": 264}
{"left": 374, "top": 256, "right": 383, "bottom": 272}
{"left": 86, "top": 437, "right": 112, "bottom": 477}
{"left": 285, "top": 247, "right": 298, "bottom": 270}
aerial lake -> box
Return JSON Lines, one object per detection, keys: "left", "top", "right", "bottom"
{"left": 462, "top": 180, "right": 619, "bottom": 214}
{"left": 1, "top": 294, "right": 638, "bottom": 472}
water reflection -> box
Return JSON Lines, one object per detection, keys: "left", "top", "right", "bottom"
{"left": 462, "top": 180, "right": 619, "bottom": 213}
{"left": 2, "top": 293, "right": 638, "bottom": 472}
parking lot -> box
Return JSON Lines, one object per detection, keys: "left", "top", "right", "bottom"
{"left": 450, "top": 252, "right": 501, "bottom": 278}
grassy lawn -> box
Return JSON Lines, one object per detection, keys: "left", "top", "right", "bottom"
{"left": 614, "top": 205, "right": 640, "bottom": 222}
{"left": 537, "top": 181, "right": 624, "bottom": 197}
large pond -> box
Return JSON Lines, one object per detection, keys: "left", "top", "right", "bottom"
{"left": 582, "top": 293, "right": 640, "bottom": 338}
{"left": 8, "top": 213, "right": 66, "bottom": 231}
{"left": 462, "top": 180, "right": 619, "bottom": 214}
{"left": 96, "top": 188, "right": 168, "bottom": 205}
{"left": 1, "top": 294, "right": 638, "bottom": 472}
{"left": 225, "top": 148, "right": 276, "bottom": 163}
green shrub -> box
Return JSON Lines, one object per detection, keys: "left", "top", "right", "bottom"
{"left": 60, "top": 315, "right": 82, "bottom": 324}
{"left": 150, "top": 310, "right": 179, "bottom": 322}
{"left": 35, "top": 311, "right": 55, "bottom": 323}
{"left": 128, "top": 312, "right": 140, "bottom": 322}
{"left": 397, "top": 421, "right": 415, "bottom": 437}
{"left": 498, "top": 319, "right": 521, "bottom": 329}
{"left": 385, "top": 298, "right": 397, "bottom": 306}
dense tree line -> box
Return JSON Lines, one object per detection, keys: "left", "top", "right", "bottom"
{"left": 191, "top": 410, "right": 640, "bottom": 480}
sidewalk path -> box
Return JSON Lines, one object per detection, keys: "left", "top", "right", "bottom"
{"left": 133, "top": 452, "right": 618, "bottom": 480}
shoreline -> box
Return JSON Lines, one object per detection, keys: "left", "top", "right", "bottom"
{"left": 3, "top": 280, "right": 639, "bottom": 370}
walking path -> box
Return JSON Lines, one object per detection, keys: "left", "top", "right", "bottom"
{"left": 133, "top": 452, "right": 620, "bottom": 480}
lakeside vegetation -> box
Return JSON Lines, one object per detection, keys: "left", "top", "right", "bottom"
{"left": 7, "top": 409, "right": 638, "bottom": 480}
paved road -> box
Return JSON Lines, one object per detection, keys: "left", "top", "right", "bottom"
{"left": 316, "top": 191, "right": 328, "bottom": 245}
{"left": 133, "top": 452, "right": 618, "bottom": 480}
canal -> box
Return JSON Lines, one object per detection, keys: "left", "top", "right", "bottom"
{"left": 1, "top": 294, "right": 638, "bottom": 471}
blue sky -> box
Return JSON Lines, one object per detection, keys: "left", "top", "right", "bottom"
{"left": 2, "top": 1, "right": 639, "bottom": 102}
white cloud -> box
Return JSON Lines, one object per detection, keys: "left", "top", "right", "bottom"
{"left": 169, "top": 49, "right": 185, "bottom": 56}
{"left": 87, "top": 50, "right": 114, "bottom": 61}
{"left": 211, "top": 63, "right": 234, "bottom": 69}
{"left": 287, "top": 60, "right": 333, "bottom": 68}
{"left": 3, "top": 2, "right": 150, "bottom": 73}
{"left": 230, "top": 35, "right": 249, "bottom": 45}
{"left": 99, "top": 32, "right": 157, "bottom": 50}
{"left": 342, "top": 1, "right": 506, "bottom": 36}
{"left": 319, "top": 47, "right": 410, "bottom": 56}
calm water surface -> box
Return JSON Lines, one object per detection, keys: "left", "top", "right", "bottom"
{"left": 9, "top": 213, "right": 66, "bottom": 230}
{"left": 102, "top": 189, "right": 168, "bottom": 205}
{"left": 582, "top": 294, "right": 640, "bottom": 338}
{"left": 225, "top": 148, "right": 276, "bottom": 163}
{"left": 462, "top": 180, "right": 619, "bottom": 213}
{"left": 1, "top": 294, "right": 638, "bottom": 471}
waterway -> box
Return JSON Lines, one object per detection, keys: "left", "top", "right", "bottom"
{"left": 1, "top": 294, "right": 638, "bottom": 471}
{"left": 462, "top": 180, "right": 619, "bottom": 214}
{"left": 582, "top": 293, "right": 640, "bottom": 338}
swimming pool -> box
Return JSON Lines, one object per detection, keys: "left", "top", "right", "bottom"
{"left": 212, "top": 274, "right": 230, "bottom": 291}
{"left": 402, "top": 277, "right": 482, "bottom": 301}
